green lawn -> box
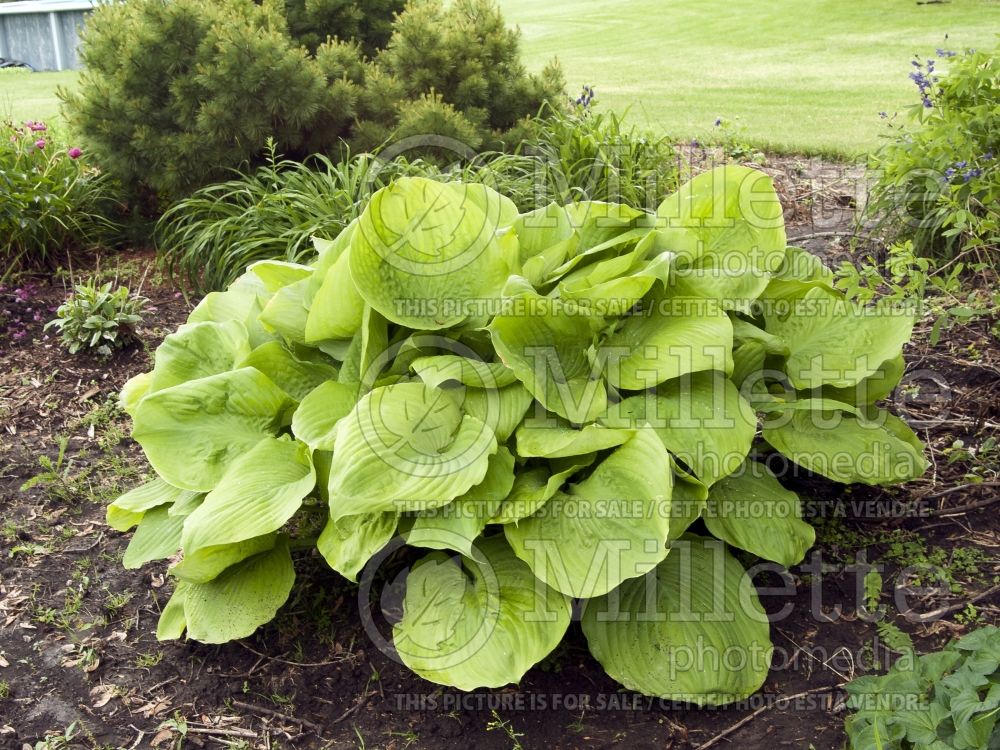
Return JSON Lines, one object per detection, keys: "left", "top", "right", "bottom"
{"left": 498, "top": 0, "right": 999, "bottom": 157}
{"left": 0, "top": 69, "right": 77, "bottom": 125}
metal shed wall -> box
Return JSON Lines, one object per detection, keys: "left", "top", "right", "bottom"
{"left": 0, "top": 1, "right": 95, "bottom": 71}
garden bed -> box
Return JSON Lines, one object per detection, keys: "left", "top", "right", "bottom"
{"left": 1, "top": 162, "right": 998, "bottom": 749}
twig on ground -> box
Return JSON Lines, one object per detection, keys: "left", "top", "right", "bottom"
{"left": 902, "top": 581, "right": 1000, "bottom": 622}
{"left": 238, "top": 641, "right": 355, "bottom": 667}
{"left": 146, "top": 676, "right": 179, "bottom": 695}
{"left": 923, "top": 493, "right": 1000, "bottom": 517}
{"left": 184, "top": 727, "right": 258, "bottom": 738}
{"left": 331, "top": 689, "right": 376, "bottom": 725}
{"left": 696, "top": 684, "right": 844, "bottom": 750}
{"left": 787, "top": 230, "right": 879, "bottom": 242}
{"left": 231, "top": 699, "right": 324, "bottom": 735}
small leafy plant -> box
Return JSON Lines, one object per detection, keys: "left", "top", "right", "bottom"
{"left": 46, "top": 281, "right": 147, "bottom": 356}
{"left": 112, "top": 167, "right": 926, "bottom": 703}
{"left": 845, "top": 625, "right": 1000, "bottom": 750}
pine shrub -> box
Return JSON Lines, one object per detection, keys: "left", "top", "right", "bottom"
{"left": 62, "top": 0, "right": 564, "bottom": 202}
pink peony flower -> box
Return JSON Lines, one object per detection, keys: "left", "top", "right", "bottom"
{"left": 68, "top": 147, "right": 82, "bottom": 159}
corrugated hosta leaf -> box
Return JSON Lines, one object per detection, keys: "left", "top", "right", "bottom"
{"left": 505, "top": 428, "right": 673, "bottom": 598}
{"left": 147, "top": 320, "right": 251, "bottom": 394}
{"left": 407, "top": 447, "right": 517, "bottom": 558}
{"left": 159, "top": 538, "right": 295, "bottom": 644}
{"left": 763, "top": 404, "right": 927, "bottom": 485}
{"left": 350, "top": 177, "right": 512, "bottom": 329}
{"left": 317, "top": 511, "right": 399, "bottom": 582}
{"left": 123, "top": 505, "right": 187, "bottom": 569}
{"left": 327, "top": 383, "right": 497, "bottom": 519}
{"left": 393, "top": 535, "right": 571, "bottom": 690}
{"left": 180, "top": 436, "right": 314, "bottom": 558}
{"left": 603, "top": 370, "right": 755, "bottom": 487}
{"left": 108, "top": 477, "right": 201, "bottom": 532}
{"left": 131, "top": 368, "right": 294, "bottom": 492}
{"left": 582, "top": 535, "right": 773, "bottom": 704}
{"left": 489, "top": 282, "right": 607, "bottom": 424}
{"left": 238, "top": 341, "right": 337, "bottom": 401}
{"left": 703, "top": 460, "right": 815, "bottom": 567}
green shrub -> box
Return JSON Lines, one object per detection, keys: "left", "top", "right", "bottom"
{"left": 45, "top": 281, "right": 147, "bottom": 356}
{"left": 278, "top": 0, "right": 405, "bottom": 54}
{"left": 63, "top": 0, "right": 335, "bottom": 202}
{"left": 0, "top": 120, "right": 119, "bottom": 273}
{"left": 844, "top": 625, "right": 1000, "bottom": 749}
{"left": 377, "top": 0, "right": 565, "bottom": 141}
{"left": 63, "top": 0, "right": 564, "bottom": 201}
{"left": 272, "top": 0, "right": 406, "bottom": 57}
{"left": 113, "top": 167, "right": 926, "bottom": 703}
{"left": 867, "top": 43, "right": 999, "bottom": 262}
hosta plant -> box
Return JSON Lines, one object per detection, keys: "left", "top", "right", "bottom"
{"left": 111, "top": 166, "right": 927, "bottom": 703}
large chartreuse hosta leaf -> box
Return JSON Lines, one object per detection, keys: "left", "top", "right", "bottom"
{"left": 350, "top": 177, "right": 513, "bottom": 329}
{"left": 603, "top": 289, "right": 734, "bottom": 390}
{"left": 409, "top": 354, "right": 518, "bottom": 389}
{"left": 515, "top": 417, "right": 632, "bottom": 458}
{"left": 489, "top": 281, "right": 607, "bottom": 423}
{"left": 505, "top": 428, "right": 673, "bottom": 598}
{"left": 491, "top": 454, "right": 597, "bottom": 525}
{"left": 654, "top": 165, "right": 786, "bottom": 273}
{"left": 393, "top": 535, "right": 571, "bottom": 690}
{"left": 764, "top": 286, "right": 915, "bottom": 390}
{"left": 107, "top": 477, "right": 201, "bottom": 532}
{"left": 179, "top": 436, "right": 314, "bottom": 562}
{"left": 123, "top": 504, "right": 188, "bottom": 569}
{"left": 327, "top": 382, "right": 497, "bottom": 519}
{"left": 582, "top": 535, "right": 773, "bottom": 705}
{"left": 317, "top": 510, "right": 399, "bottom": 583}
{"left": 763, "top": 402, "right": 928, "bottom": 485}
{"left": 187, "top": 279, "right": 275, "bottom": 349}
{"left": 147, "top": 320, "right": 251, "bottom": 393}
{"left": 131, "top": 368, "right": 295, "bottom": 492}
{"left": 290, "top": 380, "right": 360, "bottom": 451}
{"left": 304, "top": 224, "right": 365, "bottom": 342}
{"left": 239, "top": 341, "right": 338, "bottom": 401}
{"left": 157, "top": 538, "right": 295, "bottom": 644}
{"left": 407, "top": 447, "right": 516, "bottom": 559}
{"left": 703, "top": 460, "right": 815, "bottom": 568}
{"left": 603, "top": 370, "right": 756, "bottom": 487}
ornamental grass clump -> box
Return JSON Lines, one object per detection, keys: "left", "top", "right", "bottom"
{"left": 112, "top": 166, "right": 926, "bottom": 703}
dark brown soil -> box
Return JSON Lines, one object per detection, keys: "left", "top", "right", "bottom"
{"left": 1, "top": 175, "right": 998, "bottom": 750}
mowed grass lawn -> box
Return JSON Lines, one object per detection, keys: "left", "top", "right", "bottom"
{"left": 498, "top": 0, "right": 999, "bottom": 157}
{"left": 0, "top": 69, "right": 76, "bottom": 125}
{"left": 1, "top": 0, "right": 997, "bottom": 156}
